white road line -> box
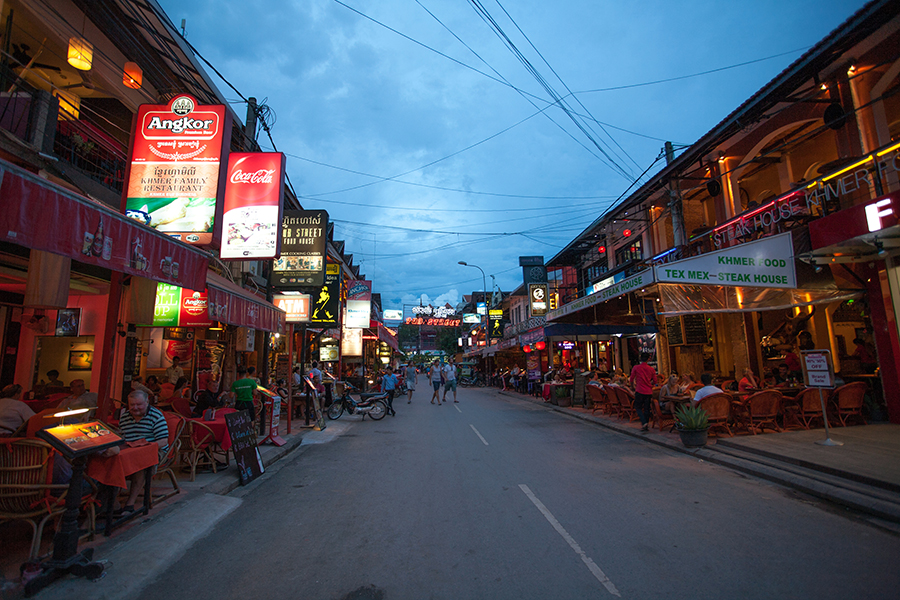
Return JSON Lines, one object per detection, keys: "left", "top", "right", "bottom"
{"left": 454, "top": 404, "right": 462, "bottom": 413}
{"left": 469, "top": 424, "right": 489, "bottom": 445}
{"left": 519, "top": 484, "right": 621, "bottom": 597}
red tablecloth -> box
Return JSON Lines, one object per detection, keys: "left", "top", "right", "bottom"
{"left": 86, "top": 443, "right": 159, "bottom": 488}
{"left": 188, "top": 408, "right": 237, "bottom": 451}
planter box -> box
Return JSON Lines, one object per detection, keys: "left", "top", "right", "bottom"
{"left": 678, "top": 427, "right": 709, "bottom": 448}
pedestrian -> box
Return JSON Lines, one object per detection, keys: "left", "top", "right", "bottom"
{"left": 231, "top": 366, "right": 257, "bottom": 419}
{"left": 429, "top": 360, "right": 443, "bottom": 405}
{"left": 382, "top": 368, "right": 399, "bottom": 416}
{"left": 629, "top": 353, "right": 657, "bottom": 432}
{"left": 405, "top": 361, "right": 418, "bottom": 403}
{"left": 442, "top": 357, "right": 458, "bottom": 403}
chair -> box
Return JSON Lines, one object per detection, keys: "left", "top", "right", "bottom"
{"left": 179, "top": 420, "right": 218, "bottom": 482}
{"left": 614, "top": 387, "right": 638, "bottom": 422}
{"left": 651, "top": 398, "right": 676, "bottom": 432}
{"left": 587, "top": 385, "right": 609, "bottom": 415}
{"left": 829, "top": 382, "right": 867, "bottom": 426}
{"left": 0, "top": 438, "right": 95, "bottom": 559}
{"left": 171, "top": 396, "right": 192, "bottom": 418}
{"left": 601, "top": 386, "right": 621, "bottom": 418}
{"left": 154, "top": 412, "right": 185, "bottom": 503}
{"left": 783, "top": 388, "right": 824, "bottom": 430}
{"left": 737, "top": 390, "right": 783, "bottom": 434}
{"left": 698, "top": 393, "right": 733, "bottom": 437}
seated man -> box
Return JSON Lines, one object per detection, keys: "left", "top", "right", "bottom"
{"left": 57, "top": 379, "right": 98, "bottom": 412}
{"left": 101, "top": 390, "right": 168, "bottom": 513}
{"left": 0, "top": 384, "right": 34, "bottom": 436}
{"left": 692, "top": 373, "right": 724, "bottom": 404}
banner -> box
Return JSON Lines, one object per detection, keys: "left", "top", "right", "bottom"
{"left": 220, "top": 152, "right": 286, "bottom": 259}
{"left": 124, "top": 94, "right": 231, "bottom": 246}
{"left": 274, "top": 209, "right": 328, "bottom": 288}
{"left": 310, "top": 264, "right": 340, "bottom": 327}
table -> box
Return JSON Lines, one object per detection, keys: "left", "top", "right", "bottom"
{"left": 87, "top": 442, "right": 159, "bottom": 535}
{"left": 188, "top": 407, "right": 237, "bottom": 452}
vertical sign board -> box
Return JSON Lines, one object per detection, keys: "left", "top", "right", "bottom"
{"left": 274, "top": 210, "right": 329, "bottom": 288}
{"left": 220, "top": 152, "right": 286, "bottom": 260}
{"left": 529, "top": 283, "right": 549, "bottom": 317}
{"left": 224, "top": 410, "right": 265, "bottom": 485}
{"left": 489, "top": 309, "right": 504, "bottom": 339}
{"left": 801, "top": 350, "right": 836, "bottom": 388}
{"left": 345, "top": 280, "right": 372, "bottom": 329}
{"left": 124, "top": 94, "right": 231, "bottom": 246}
{"left": 310, "top": 264, "right": 341, "bottom": 327}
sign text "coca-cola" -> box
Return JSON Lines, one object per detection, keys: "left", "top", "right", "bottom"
{"left": 230, "top": 169, "right": 276, "bottom": 184}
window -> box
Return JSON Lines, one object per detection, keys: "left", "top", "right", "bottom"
{"left": 615, "top": 239, "right": 642, "bottom": 264}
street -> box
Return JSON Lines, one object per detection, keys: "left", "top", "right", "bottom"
{"left": 135, "top": 388, "right": 900, "bottom": 600}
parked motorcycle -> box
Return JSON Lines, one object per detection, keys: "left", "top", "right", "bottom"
{"left": 459, "top": 375, "right": 485, "bottom": 387}
{"left": 327, "top": 381, "right": 388, "bottom": 420}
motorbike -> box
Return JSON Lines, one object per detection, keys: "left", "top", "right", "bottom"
{"left": 459, "top": 375, "right": 484, "bottom": 387}
{"left": 326, "top": 381, "right": 388, "bottom": 421}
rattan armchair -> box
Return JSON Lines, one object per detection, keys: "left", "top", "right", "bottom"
{"left": 698, "top": 393, "right": 733, "bottom": 437}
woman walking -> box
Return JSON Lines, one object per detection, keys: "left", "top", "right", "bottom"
{"left": 429, "top": 360, "right": 443, "bottom": 405}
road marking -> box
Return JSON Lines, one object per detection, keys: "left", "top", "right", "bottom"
{"left": 519, "top": 484, "right": 621, "bottom": 597}
{"left": 469, "top": 424, "right": 489, "bottom": 445}
{"left": 454, "top": 404, "right": 462, "bottom": 413}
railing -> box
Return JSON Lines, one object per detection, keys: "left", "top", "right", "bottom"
{"left": 54, "top": 116, "right": 127, "bottom": 194}
{"left": 0, "top": 61, "right": 38, "bottom": 144}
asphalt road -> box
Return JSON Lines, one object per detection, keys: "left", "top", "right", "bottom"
{"left": 136, "top": 387, "right": 900, "bottom": 600}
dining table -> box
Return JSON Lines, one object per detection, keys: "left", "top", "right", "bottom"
{"left": 86, "top": 441, "right": 159, "bottom": 535}
{"left": 188, "top": 407, "right": 237, "bottom": 453}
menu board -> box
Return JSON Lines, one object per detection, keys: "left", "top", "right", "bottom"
{"left": 665, "top": 316, "right": 684, "bottom": 346}
{"left": 224, "top": 410, "right": 265, "bottom": 485}
{"left": 682, "top": 314, "right": 709, "bottom": 346}
{"left": 37, "top": 421, "right": 123, "bottom": 460}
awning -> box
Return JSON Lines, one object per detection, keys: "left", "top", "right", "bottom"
{"left": 543, "top": 323, "right": 657, "bottom": 336}
{"left": 207, "top": 271, "right": 285, "bottom": 332}
{"left": 377, "top": 322, "right": 400, "bottom": 352}
{"left": 658, "top": 283, "right": 862, "bottom": 316}
{"left": 548, "top": 268, "right": 654, "bottom": 322}
{"left": 0, "top": 158, "right": 209, "bottom": 290}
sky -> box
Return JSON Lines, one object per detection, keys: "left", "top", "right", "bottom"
{"left": 158, "top": 0, "right": 858, "bottom": 313}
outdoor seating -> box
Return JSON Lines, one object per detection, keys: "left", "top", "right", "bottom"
{"left": 829, "top": 382, "right": 867, "bottom": 426}
{"left": 614, "top": 386, "right": 638, "bottom": 422}
{"left": 698, "top": 393, "right": 733, "bottom": 437}
{"left": 783, "top": 388, "right": 824, "bottom": 430}
{"left": 170, "top": 395, "right": 193, "bottom": 418}
{"left": 601, "top": 386, "right": 621, "bottom": 418}
{"left": 179, "top": 420, "right": 219, "bottom": 482}
{"left": 651, "top": 398, "right": 676, "bottom": 432}
{"left": 155, "top": 412, "right": 185, "bottom": 503}
{"left": 736, "top": 390, "right": 783, "bottom": 434}
{"left": 0, "top": 438, "right": 96, "bottom": 558}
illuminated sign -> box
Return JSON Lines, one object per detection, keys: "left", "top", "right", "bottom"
{"left": 310, "top": 264, "right": 340, "bottom": 327}
{"left": 273, "top": 210, "right": 328, "bottom": 288}
{"left": 866, "top": 198, "right": 895, "bottom": 232}
{"left": 273, "top": 294, "right": 311, "bottom": 322}
{"left": 477, "top": 302, "right": 486, "bottom": 315}
{"left": 341, "top": 327, "right": 363, "bottom": 356}
{"left": 220, "top": 152, "right": 286, "bottom": 259}
{"left": 463, "top": 313, "right": 481, "bottom": 324}
{"left": 153, "top": 283, "right": 212, "bottom": 328}
{"left": 383, "top": 309, "right": 403, "bottom": 321}
{"left": 489, "top": 309, "right": 504, "bottom": 339}
{"left": 529, "top": 283, "right": 549, "bottom": 317}
{"left": 125, "top": 94, "right": 230, "bottom": 246}
{"left": 404, "top": 317, "right": 461, "bottom": 327}
{"left": 345, "top": 281, "right": 372, "bottom": 328}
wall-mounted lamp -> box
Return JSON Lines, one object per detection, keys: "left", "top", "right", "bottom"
{"left": 717, "top": 152, "right": 726, "bottom": 163}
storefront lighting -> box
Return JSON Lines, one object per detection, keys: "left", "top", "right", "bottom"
{"left": 820, "top": 83, "right": 828, "bottom": 91}
{"left": 718, "top": 152, "right": 726, "bottom": 163}
{"left": 67, "top": 37, "right": 93, "bottom": 70}
{"left": 818, "top": 156, "right": 873, "bottom": 185}
{"left": 53, "top": 408, "right": 90, "bottom": 418}
{"left": 847, "top": 64, "right": 857, "bottom": 75}
{"left": 54, "top": 90, "right": 80, "bottom": 120}
{"left": 123, "top": 62, "right": 142, "bottom": 89}
{"left": 877, "top": 141, "right": 900, "bottom": 157}
{"left": 534, "top": 341, "right": 546, "bottom": 351}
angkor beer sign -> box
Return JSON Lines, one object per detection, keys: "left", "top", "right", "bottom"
{"left": 124, "top": 94, "right": 231, "bottom": 246}
{"left": 273, "top": 210, "right": 328, "bottom": 288}
{"left": 220, "top": 152, "right": 285, "bottom": 259}
{"left": 152, "top": 283, "right": 212, "bottom": 327}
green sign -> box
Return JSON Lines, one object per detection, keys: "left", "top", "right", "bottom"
{"left": 153, "top": 283, "right": 181, "bottom": 327}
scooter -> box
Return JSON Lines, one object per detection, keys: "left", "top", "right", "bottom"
{"left": 326, "top": 381, "right": 388, "bottom": 420}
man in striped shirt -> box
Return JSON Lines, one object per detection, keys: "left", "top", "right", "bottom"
{"left": 107, "top": 389, "right": 168, "bottom": 513}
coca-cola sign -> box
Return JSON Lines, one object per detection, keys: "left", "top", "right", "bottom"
{"left": 220, "top": 152, "right": 286, "bottom": 260}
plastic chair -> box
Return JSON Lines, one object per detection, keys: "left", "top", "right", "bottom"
{"left": 698, "top": 393, "right": 733, "bottom": 437}
{"left": 0, "top": 438, "right": 96, "bottom": 558}
{"left": 828, "top": 382, "right": 867, "bottom": 426}
{"left": 154, "top": 412, "right": 185, "bottom": 503}
{"left": 783, "top": 388, "right": 824, "bottom": 430}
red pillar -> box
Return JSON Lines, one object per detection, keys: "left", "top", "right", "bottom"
{"left": 866, "top": 263, "right": 900, "bottom": 423}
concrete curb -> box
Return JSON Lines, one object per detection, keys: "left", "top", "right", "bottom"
{"left": 498, "top": 390, "right": 900, "bottom": 524}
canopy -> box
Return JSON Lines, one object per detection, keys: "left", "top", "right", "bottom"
{"left": 207, "top": 272, "right": 285, "bottom": 332}
{"left": 658, "top": 283, "right": 862, "bottom": 316}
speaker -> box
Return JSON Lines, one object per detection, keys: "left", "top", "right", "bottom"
{"left": 824, "top": 102, "right": 846, "bottom": 130}
{"left": 706, "top": 179, "right": 722, "bottom": 197}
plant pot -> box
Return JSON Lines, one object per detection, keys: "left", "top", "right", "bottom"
{"left": 557, "top": 394, "right": 571, "bottom": 407}
{"left": 678, "top": 427, "right": 709, "bottom": 448}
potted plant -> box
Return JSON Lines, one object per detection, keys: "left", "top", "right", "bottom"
{"left": 555, "top": 385, "right": 571, "bottom": 407}
{"left": 675, "top": 404, "right": 709, "bottom": 448}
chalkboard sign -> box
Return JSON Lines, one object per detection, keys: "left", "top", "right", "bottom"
{"left": 682, "top": 314, "right": 709, "bottom": 346}
{"left": 666, "top": 316, "right": 684, "bottom": 346}
{"left": 225, "top": 410, "right": 265, "bottom": 485}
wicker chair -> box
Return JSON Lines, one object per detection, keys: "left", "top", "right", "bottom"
{"left": 587, "top": 385, "right": 608, "bottom": 415}
{"left": 783, "top": 388, "right": 824, "bottom": 430}
{"left": 601, "top": 386, "right": 621, "bottom": 418}
{"left": 154, "top": 412, "right": 185, "bottom": 503}
{"left": 829, "top": 382, "right": 867, "bottom": 426}
{"left": 179, "top": 420, "right": 219, "bottom": 482}
{"left": 170, "top": 396, "right": 193, "bottom": 418}
{"left": 0, "top": 438, "right": 95, "bottom": 558}
{"left": 651, "top": 398, "right": 676, "bottom": 432}
{"left": 737, "top": 390, "right": 783, "bottom": 434}
{"left": 698, "top": 393, "right": 733, "bottom": 437}
{"left": 614, "top": 386, "right": 638, "bottom": 422}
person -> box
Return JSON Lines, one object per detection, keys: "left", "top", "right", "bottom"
{"left": 166, "top": 356, "right": 184, "bottom": 385}
{"left": 443, "top": 357, "right": 459, "bottom": 403}
{"left": 231, "top": 367, "right": 257, "bottom": 419}
{"left": 510, "top": 364, "right": 521, "bottom": 392}
{"left": 45, "top": 370, "right": 65, "bottom": 389}
{"left": 586, "top": 372, "right": 602, "bottom": 387}
{"left": 172, "top": 376, "right": 190, "bottom": 399}
{"left": 797, "top": 331, "right": 814, "bottom": 351}
{"left": 773, "top": 363, "right": 791, "bottom": 385}
{"left": 131, "top": 376, "right": 155, "bottom": 399}
{"left": 292, "top": 365, "right": 303, "bottom": 390}
{"left": 101, "top": 389, "right": 168, "bottom": 514}
{"left": 382, "top": 368, "right": 399, "bottom": 416}
{"left": 405, "top": 361, "right": 417, "bottom": 404}
{"left": 57, "top": 379, "right": 98, "bottom": 411}
{"left": 247, "top": 366, "right": 260, "bottom": 384}
{"left": 629, "top": 353, "right": 656, "bottom": 432}
{"left": 145, "top": 375, "right": 161, "bottom": 395}
{"left": 692, "top": 373, "right": 724, "bottom": 404}
{"left": 853, "top": 337, "right": 877, "bottom": 374}
{"left": 429, "top": 360, "right": 443, "bottom": 405}
{"left": 0, "top": 384, "right": 34, "bottom": 436}
{"left": 658, "top": 374, "right": 687, "bottom": 414}
{"left": 677, "top": 372, "right": 696, "bottom": 394}
{"left": 738, "top": 368, "right": 760, "bottom": 393}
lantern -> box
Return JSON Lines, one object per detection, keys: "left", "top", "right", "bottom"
{"left": 67, "top": 37, "right": 93, "bottom": 71}
{"left": 598, "top": 245, "right": 606, "bottom": 254}
{"left": 123, "top": 62, "right": 142, "bottom": 89}
{"left": 53, "top": 90, "right": 80, "bottom": 120}
{"left": 534, "top": 341, "right": 546, "bottom": 351}
{"left": 622, "top": 229, "right": 632, "bottom": 237}
{"left": 523, "top": 345, "right": 531, "bottom": 353}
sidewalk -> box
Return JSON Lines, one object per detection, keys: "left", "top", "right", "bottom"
{"left": 0, "top": 416, "right": 323, "bottom": 599}
{"left": 499, "top": 389, "right": 900, "bottom": 526}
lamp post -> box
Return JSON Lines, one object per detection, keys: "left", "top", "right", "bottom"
{"left": 458, "top": 261, "right": 487, "bottom": 342}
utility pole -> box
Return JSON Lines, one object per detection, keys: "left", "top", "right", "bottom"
{"left": 665, "top": 141, "right": 686, "bottom": 248}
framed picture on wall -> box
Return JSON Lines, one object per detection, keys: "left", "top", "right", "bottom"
{"left": 56, "top": 308, "right": 82, "bottom": 337}
{"left": 68, "top": 350, "right": 93, "bottom": 371}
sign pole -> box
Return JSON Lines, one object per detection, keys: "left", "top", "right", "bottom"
{"left": 815, "top": 388, "right": 843, "bottom": 446}
{"left": 801, "top": 349, "right": 843, "bottom": 447}
{"left": 287, "top": 323, "right": 293, "bottom": 435}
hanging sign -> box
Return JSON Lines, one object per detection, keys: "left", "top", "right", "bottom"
{"left": 548, "top": 268, "right": 654, "bottom": 322}
{"left": 655, "top": 233, "right": 796, "bottom": 289}
{"left": 220, "top": 152, "right": 285, "bottom": 259}
{"left": 274, "top": 294, "right": 311, "bottom": 322}
{"left": 529, "top": 283, "right": 549, "bottom": 317}
{"left": 124, "top": 94, "right": 231, "bottom": 246}
{"left": 273, "top": 209, "right": 328, "bottom": 288}
{"left": 341, "top": 327, "right": 363, "bottom": 356}
{"left": 153, "top": 283, "right": 181, "bottom": 327}
{"left": 489, "top": 309, "right": 504, "bottom": 339}
{"left": 310, "top": 263, "right": 340, "bottom": 327}
{"left": 345, "top": 280, "right": 372, "bottom": 329}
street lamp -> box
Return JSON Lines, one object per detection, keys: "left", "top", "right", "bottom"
{"left": 458, "top": 261, "right": 487, "bottom": 342}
